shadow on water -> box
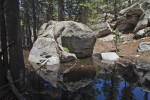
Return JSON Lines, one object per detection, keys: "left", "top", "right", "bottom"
{"left": 24, "top": 51, "right": 150, "bottom": 100}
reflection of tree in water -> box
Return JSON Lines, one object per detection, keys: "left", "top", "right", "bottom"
{"left": 101, "top": 68, "right": 120, "bottom": 100}
{"left": 144, "top": 91, "right": 148, "bottom": 100}
{"left": 120, "top": 82, "right": 135, "bottom": 100}
{"left": 61, "top": 82, "right": 101, "bottom": 100}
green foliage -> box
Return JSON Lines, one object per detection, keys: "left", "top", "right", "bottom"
{"left": 114, "top": 28, "right": 124, "bottom": 51}
{"left": 63, "top": 47, "right": 69, "bottom": 52}
{"left": 91, "top": 26, "right": 99, "bottom": 31}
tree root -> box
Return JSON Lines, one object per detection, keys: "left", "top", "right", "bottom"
{"left": 7, "top": 70, "right": 26, "bottom": 100}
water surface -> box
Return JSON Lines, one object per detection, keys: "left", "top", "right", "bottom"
{"left": 24, "top": 51, "right": 150, "bottom": 100}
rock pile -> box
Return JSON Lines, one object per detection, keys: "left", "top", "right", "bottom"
{"left": 116, "top": 1, "right": 150, "bottom": 38}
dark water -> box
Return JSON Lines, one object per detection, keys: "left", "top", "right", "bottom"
{"left": 24, "top": 51, "right": 150, "bottom": 100}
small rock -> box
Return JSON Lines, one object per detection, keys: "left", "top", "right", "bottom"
{"left": 60, "top": 52, "right": 77, "bottom": 63}
{"left": 136, "top": 61, "right": 150, "bottom": 71}
{"left": 101, "top": 52, "right": 120, "bottom": 64}
{"left": 96, "top": 22, "right": 112, "bottom": 38}
{"left": 135, "top": 29, "right": 145, "bottom": 38}
{"left": 144, "top": 72, "right": 150, "bottom": 81}
{"left": 138, "top": 42, "right": 150, "bottom": 52}
{"left": 135, "top": 55, "right": 140, "bottom": 57}
{"left": 99, "top": 34, "right": 115, "bottom": 42}
{"left": 133, "top": 10, "right": 150, "bottom": 33}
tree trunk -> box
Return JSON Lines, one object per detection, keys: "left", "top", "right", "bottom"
{"left": 0, "top": 0, "right": 8, "bottom": 95}
{"left": 31, "top": 0, "right": 37, "bottom": 42}
{"left": 5, "top": 0, "right": 25, "bottom": 86}
{"left": 58, "top": 0, "right": 65, "bottom": 21}
{"left": 114, "top": 0, "right": 117, "bottom": 21}
{"left": 24, "top": 0, "right": 33, "bottom": 49}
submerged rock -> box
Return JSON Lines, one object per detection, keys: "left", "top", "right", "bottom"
{"left": 138, "top": 42, "right": 150, "bottom": 52}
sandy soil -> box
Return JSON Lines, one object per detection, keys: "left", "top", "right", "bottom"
{"left": 93, "top": 34, "right": 150, "bottom": 62}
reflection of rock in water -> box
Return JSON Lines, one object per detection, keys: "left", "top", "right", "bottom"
{"left": 58, "top": 57, "right": 96, "bottom": 92}
{"left": 29, "top": 62, "right": 60, "bottom": 87}
{"left": 30, "top": 56, "right": 96, "bottom": 92}
{"left": 134, "top": 61, "right": 150, "bottom": 92}
{"left": 59, "top": 66, "right": 96, "bottom": 92}
{"left": 117, "top": 60, "right": 150, "bottom": 92}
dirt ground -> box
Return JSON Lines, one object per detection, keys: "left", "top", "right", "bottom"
{"left": 93, "top": 34, "right": 150, "bottom": 63}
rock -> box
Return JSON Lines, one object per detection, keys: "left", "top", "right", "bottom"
{"left": 126, "top": 8, "right": 144, "bottom": 16}
{"left": 99, "top": 34, "right": 115, "bottom": 42}
{"left": 96, "top": 22, "right": 112, "bottom": 38}
{"left": 144, "top": 27, "right": 150, "bottom": 36}
{"left": 117, "top": 3, "right": 145, "bottom": 32}
{"left": 141, "top": 1, "right": 150, "bottom": 11}
{"left": 60, "top": 51, "right": 77, "bottom": 63}
{"left": 133, "top": 10, "right": 150, "bottom": 33}
{"left": 29, "top": 28, "right": 60, "bottom": 71}
{"left": 138, "top": 42, "right": 150, "bottom": 52}
{"left": 144, "top": 72, "right": 150, "bottom": 81}
{"left": 136, "top": 61, "right": 150, "bottom": 71}
{"left": 135, "top": 27, "right": 150, "bottom": 38}
{"left": 116, "top": 15, "right": 139, "bottom": 31}
{"left": 37, "top": 23, "right": 48, "bottom": 36}
{"left": 101, "top": 52, "right": 120, "bottom": 64}
{"left": 135, "top": 29, "right": 145, "bottom": 38}
{"left": 53, "top": 21, "right": 96, "bottom": 58}
{"left": 119, "top": 3, "right": 142, "bottom": 15}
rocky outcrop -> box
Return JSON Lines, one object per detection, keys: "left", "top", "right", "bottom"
{"left": 96, "top": 22, "right": 112, "bottom": 38}
{"left": 138, "top": 42, "right": 150, "bottom": 52}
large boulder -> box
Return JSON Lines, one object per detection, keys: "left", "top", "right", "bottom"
{"left": 96, "top": 22, "right": 112, "bottom": 38}
{"left": 29, "top": 21, "right": 96, "bottom": 65}
{"left": 53, "top": 21, "right": 96, "bottom": 58}
{"left": 138, "top": 42, "right": 150, "bottom": 52}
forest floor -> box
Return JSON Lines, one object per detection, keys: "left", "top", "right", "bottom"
{"left": 94, "top": 33, "right": 150, "bottom": 63}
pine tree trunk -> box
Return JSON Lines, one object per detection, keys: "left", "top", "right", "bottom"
{"left": 32, "top": 0, "right": 37, "bottom": 42}
{"left": 5, "top": 0, "right": 25, "bottom": 86}
{"left": 0, "top": 0, "right": 8, "bottom": 95}
{"left": 58, "top": 0, "right": 65, "bottom": 21}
